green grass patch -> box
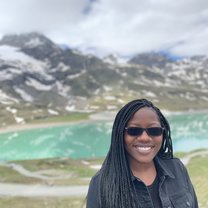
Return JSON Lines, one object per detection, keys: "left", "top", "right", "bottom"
{"left": 0, "top": 151, "right": 207, "bottom": 207}
{"left": 0, "top": 197, "right": 86, "bottom": 208}
{"left": 0, "top": 157, "right": 100, "bottom": 186}
{"left": 28, "top": 113, "right": 90, "bottom": 124}
{"left": 16, "top": 158, "right": 98, "bottom": 177}
{"left": 0, "top": 166, "right": 41, "bottom": 184}
{"left": 187, "top": 155, "right": 208, "bottom": 208}
{"left": 174, "top": 148, "right": 208, "bottom": 158}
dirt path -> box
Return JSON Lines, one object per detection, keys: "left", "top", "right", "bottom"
{"left": 180, "top": 150, "right": 208, "bottom": 165}
{"left": 0, "top": 183, "right": 88, "bottom": 197}
{"left": 0, "top": 162, "right": 89, "bottom": 197}
{"left": 0, "top": 121, "right": 81, "bottom": 134}
{"left": 0, "top": 162, "right": 73, "bottom": 180}
{"left": 0, "top": 150, "right": 207, "bottom": 197}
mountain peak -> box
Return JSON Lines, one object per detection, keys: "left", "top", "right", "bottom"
{"left": 0, "top": 32, "right": 54, "bottom": 49}
{"left": 128, "top": 52, "right": 174, "bottom": 68}
{"left": 0, "top": 32, "right": 64, "bottom": 61}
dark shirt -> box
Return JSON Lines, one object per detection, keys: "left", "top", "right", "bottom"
{"left": 86, "top": 157, "right": 198, "bottom": 208}
{"left": 147, "top": 175, "right": 162, "bottom": 208}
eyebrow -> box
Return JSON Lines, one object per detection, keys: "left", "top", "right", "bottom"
{"left": 127, "top": 122, "right": 161, "bottom": 126}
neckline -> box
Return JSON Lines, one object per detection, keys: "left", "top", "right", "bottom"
{"left": 147, "top": 174, "right": 158, "bottom": 188}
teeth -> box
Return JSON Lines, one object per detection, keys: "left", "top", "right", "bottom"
{"left": 137, "top": 147, "right": 151, "bottom": 151}
{"left": 134, "top": 146, "right": 153, "bottom": 153}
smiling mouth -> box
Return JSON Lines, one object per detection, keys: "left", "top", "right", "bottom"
{"left": 134, "top": 145, "right": 154, "bottom": 153}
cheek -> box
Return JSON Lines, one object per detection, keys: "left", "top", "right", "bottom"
{"left": 124, "top": 134, "right": 133, "bottom": 146}
{"left": 155, "top": 136, "right": 163, "bottom": 147}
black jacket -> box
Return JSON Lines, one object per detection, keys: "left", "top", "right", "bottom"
{"left": 86, "top": 157, "right": 198, "bottom": 208}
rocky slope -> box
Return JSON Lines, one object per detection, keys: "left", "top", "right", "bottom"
{"left": 0, "top": 32, "right": 207, "bottom": 125}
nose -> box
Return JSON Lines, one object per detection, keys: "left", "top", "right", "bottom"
{"left": 137, "top": 130, "right": 151, "bottom": 141}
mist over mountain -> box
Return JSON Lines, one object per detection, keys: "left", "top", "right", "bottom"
{"left": 128, "top": 52, "right": 174, "bottom": 68}
{"left": 0, "top": 32, "right": 207, "bottom": 126}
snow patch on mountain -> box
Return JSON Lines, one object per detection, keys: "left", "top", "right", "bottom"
{"left": 142, "top": 91, "right": 156, "bottom": 98}
{"left": 0, "top": 70, "right": 14, "bottom": 81}
{"left": 26, "top": 78, "right": 53, "bottom": 91}
{"left": 67, "top": 70, "right": 86, "bottom": 79}
{"left": 0, "top": 45, "right": 45, "bottom": 71}
{"left": 14, "top": 116, "right": 25, "bottom": 124}
{"left": 55, "top": 81, "right": 71, "bottom": 97}
{"left": 6, "top": 107, "right": 17, "bottom": 114}
{"left": 15, "top": 88, "right": 34, "bottom": 102}
{"left": 48, "top": 109, "right": 59, "bottom": 115}
{"left": 24, "top": 38, "right": 45, "bottom": 48}
{"left": 50, "top": 62, "right": 70, "bottom": 72}
{"left": 0, "top": 45, "right": 30, "bottom": 61}
{"left": 0, "top": 45, "right": 53, "bottom": 81}
{"left": 0, "top": 90, "right": 19, "bottom": 104}
{"left": 65, "top": 105, "right": 75, "bottom": 111}
{"left": 104, "top": 96, "right": 116, "bottom": 101}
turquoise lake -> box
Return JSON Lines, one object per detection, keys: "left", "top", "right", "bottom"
{"left": 0, "top": 111, "right": 208, "bottom": 161}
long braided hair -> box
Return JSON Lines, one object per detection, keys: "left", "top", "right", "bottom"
{"left": 99, "top": 98, "right": 173, "bottom": 208}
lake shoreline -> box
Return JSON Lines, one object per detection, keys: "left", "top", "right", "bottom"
{"left": 0, "top": 109, "right": 208, "bottom": 134}
{"left": 0, "top": 120, "right": 87, "bottom": 134}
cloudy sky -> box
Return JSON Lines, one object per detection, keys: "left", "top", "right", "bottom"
{"left": 0, "top": 0, "right": 208, "bottom": 58}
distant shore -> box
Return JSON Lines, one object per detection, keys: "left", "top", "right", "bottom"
{"left": 0, "top": 109, "right": 207, "bottom": 134}
{"left": 0, "top": 120, "right": 85, "bottom": 134}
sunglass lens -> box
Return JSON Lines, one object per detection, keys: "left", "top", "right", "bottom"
{"left": 147, "top": 127, "right": 163, "bottom": 136}
{"left": 126, "top": 127, "right": 143, "bottom": 136}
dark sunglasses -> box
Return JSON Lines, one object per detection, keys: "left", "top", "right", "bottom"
{"left": 125, "top": 127, "right": 164, "bottom": 137}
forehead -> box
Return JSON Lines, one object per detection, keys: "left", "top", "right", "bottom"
{"left": 129, "top": 107, "right": 160, "bottom": 122}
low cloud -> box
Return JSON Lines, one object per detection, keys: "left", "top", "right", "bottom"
{"left": 0, "top": 0, "right": 208, "bottom": 57}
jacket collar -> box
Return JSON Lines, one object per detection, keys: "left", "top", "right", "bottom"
{"left": 154, "top": 156, "right": 175, "bottom": 179}
{"left": 130, "top": 156, "right": 175, "bottom": 181}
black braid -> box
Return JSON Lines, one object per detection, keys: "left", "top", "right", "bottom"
{"left": 100, "top": 98, "right": 173, "bottom": 208}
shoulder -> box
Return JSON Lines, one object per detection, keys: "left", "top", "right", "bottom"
{"left": 88, "top": 169, "right": 102, "bottom": 190}
{"left": 86, "top": 170, "right": 102, "bottom": 208}
{"left": 156, "top": 156, "right": 188, "bottom": 178}
{"left": 157, "top": 156, "right": 185, "bottom": 168}
{"left": 156, "top": 157, "right": 191, "bottom": 190}
{"left": 156, "top": 157, "right": 198, "bottom": 207}
{"left": 90, "top": 169, "right": 102, "bottom": 182}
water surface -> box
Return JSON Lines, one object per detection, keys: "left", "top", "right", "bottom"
{"left": 0, "top": 111, "right": 207, "bottom": 161}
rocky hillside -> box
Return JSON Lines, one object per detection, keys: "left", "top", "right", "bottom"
{"left": 0, "top": 32, "right": 207, "bottom": 125}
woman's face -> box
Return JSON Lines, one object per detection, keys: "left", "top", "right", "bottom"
{"left": 124, "top": 107, "right": 163, "bottom": 167}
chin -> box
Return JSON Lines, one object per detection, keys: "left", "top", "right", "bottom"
{"left": 129, "top": 155, "right": 156, "bottom": 165}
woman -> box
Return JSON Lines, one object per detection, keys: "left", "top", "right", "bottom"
{"left": 86, "top": 99, "right": 198, "bottom": 208}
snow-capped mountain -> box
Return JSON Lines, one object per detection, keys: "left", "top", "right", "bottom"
{"left": 0, "top": 32, "right": 207, "bottom": 125}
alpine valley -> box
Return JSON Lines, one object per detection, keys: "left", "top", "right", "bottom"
{"left": 0, "top": 32, "right": 207, "bottom": 126}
